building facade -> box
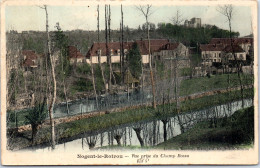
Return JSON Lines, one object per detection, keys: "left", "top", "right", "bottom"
{"left": 86, "top": 39, "right": 170, "bottom": 64}
{"left": 184, "top": 18, "right": 201, "bottom": 28}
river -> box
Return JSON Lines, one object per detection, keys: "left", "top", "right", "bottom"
{"left": 32, "top": 98, "right": 252, "bottom": 153}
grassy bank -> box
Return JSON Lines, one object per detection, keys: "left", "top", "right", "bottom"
{"left": 180, "top": 73, "right": 253, "bottom": 96}
{"left": 155, "top": 106, "right": 254, "bottom": 150}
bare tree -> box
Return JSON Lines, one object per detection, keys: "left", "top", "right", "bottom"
{"left": 171, "top": 10, "right": 184, "bottom": 25}
{"left": 217, "top": 5, "right": 245, "bottom": 108}
{"left": 120, "top": 4, "right": 125, "bottom": 84}
{"left": 41, "top": 5, "right": 56, "bottom": 149}
{"left": 97, "top": 5, "right": 107, "bottom": 93}
{"left": 90, "top": 56, "right": 98, "bottom": 108}
{"left": 136, "top": 5, "right": 157, "bottom": 109}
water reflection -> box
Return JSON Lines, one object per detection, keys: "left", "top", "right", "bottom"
{"left": 36, "top": 99, "right": 252, "bottom": 152}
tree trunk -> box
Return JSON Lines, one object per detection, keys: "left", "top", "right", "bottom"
{"left": 121, "top": 4, "right": 125, "bottom": 84}
{"left": 63, "top": 79, "right": 70, "bottom": 114}
{"left": 133, "top": 128, "right": 144, "bottom": 147}
{"left": 146, "top": 18, "right": 156, "bottom": 109}
{"left": 44, "top": 5, "right": 56, "bottom": 149}
{"left": 97, "top": 5, "right": 107, "bottom": 93}
{"left": 31, "top": 124, "right": 38, "bottom": 145}
{"left": 161, "top": 119, "right": 168, "bottom": 142}
{"left": 90, "top": 60, "right": 98, "bottom": 108}
{"left": 114, "top": 135, "right": 121, "bottom": 146}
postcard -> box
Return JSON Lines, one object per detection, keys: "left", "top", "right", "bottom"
{"left": 1, "top": 0, "right": 258, "bottom": 165}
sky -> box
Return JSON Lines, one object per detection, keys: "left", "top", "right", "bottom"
{"left": 5, "top": 5, "right": 252, "bottom": 36}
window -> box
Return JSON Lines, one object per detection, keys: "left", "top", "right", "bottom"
{"left": 240, "top": 54, "right": 243, "bottom": 59}
{"left": 219, "top": 53, "right": 221, "bottom": 57}
{"left": 97, "top": 49, "right": 101, "bottom": 56}
{"left": 214, "top": 59, "right": 216, "bottom": 62}
{"left": 215, "top": 53, "right": 217, "bottom": 57}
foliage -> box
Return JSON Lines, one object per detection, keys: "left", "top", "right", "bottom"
{"left": 127, "top": 42, "right": 142, "bottom": 79}
{"left": 157, "top": 24, "right": 239, "bottom": 47}
{"left": 71, "top": 78, "right": 93, "bottom": 92}
{"left": 156, "top": 61, "right": 165, "bottom": 78}
{"left": 8, "top": 69, "right": 24, "bottom": 105}
{"left": 94, "top": 65, "right": 106, "bottom": 92}
{"left": 54, "top": 25, "right": 72, "bottom": 78}
{"left": 76, "top": 63, "right": 91, "bottom": 75}
{"left": 180, "top": 67, "right": 192, "bottom": 76}
{"left": 191, "top": 53, "right": 201, "bottom": 67}
{"left": 25, "top": 98, "right": 48, "bottom": 127}
{"left": 23, "top": 37, "right": 44, "bottom": 53}
{"left": 156, "top": 106, "right": 254, "bottom": 150}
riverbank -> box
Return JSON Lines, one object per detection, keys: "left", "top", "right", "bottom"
{"left": 155, "top": 106, "right": 254, "bottom": 150}
{"left": 7, "top": 87, "right": 253, "bottom": 150}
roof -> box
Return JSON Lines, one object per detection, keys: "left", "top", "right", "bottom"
{"left": 223, "top": 45, "right": 244, "bottom": 53}
{"left": 159, "top": 42, "right": 180, "bottom": 50}
{"left": 22, "top": 50, "right": 37, "bottom": 60}
{"left": 86, "top": 41, "right": 133, "bottom": 58}
{"left": 209, "top": 38, "right": 253, "bottom": 45}
{"left": 86, "top": 39, "right": 170, "bottom": 58}
{"left": 68, "top": 46, "right": 84, "bottom": 59}
{"left": 23, "top": 58, "right": 37, "bottom": 67}
{"left": 200, "top": 44, "right": 225, "bottom": 51}
{"left": 22, "top": 50, "right": 38, "bottom": 67}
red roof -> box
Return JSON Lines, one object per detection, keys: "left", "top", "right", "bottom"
{"left": 209, "top": 38, "right": 253, "bottom": 45}
{"left": 159, "top": 43, "right": 180, "bottom": 50}
{"left": 200, "top": 44, "right": 225, "bottom": 51}
{"left": 223, "top": 45, "right": 244, "bottom": 53}
{"left": 22, "top": 50, "right": 37, "bottom": 60}
{"left": 68, "top": 46, "right": 84, "bottom": 59}
{"left": 22, "top": 50, "right": 38, "bottom": 67}
{"left": 86, "top": 39, "right": 169, "bottom": 58}
{"left": 23, "top": 58, "right": 37, "bottom": 67}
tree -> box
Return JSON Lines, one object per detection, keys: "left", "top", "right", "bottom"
{"left": 217, "top": 5, "right": 245, "bottom": 108}
{"left": 40, "top": 5, "right": 56, "bottom": 149}
{"left": 97, "top": 5, "right": 107, "bottom": 93}
{"left": 127, "top": 42, "right": 142, "bottom": 79}
{"left": 120, "top": 4, "right": 125, "bottom": 84}
{"left": 25, "top": 98, "right": 47, "bottom": 145}
{"left": 142, "top": 22, "right": 156, "bottom": 31}
{"left": 171, "top": 10, "right": 184, "bottom": 25}
{"left": 136, "top": 4, "right": 157, "bottom": 109}
{"left": 54, "top": 23, "right": 70, "bottom": 114}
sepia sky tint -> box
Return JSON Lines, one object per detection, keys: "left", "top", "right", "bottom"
{"left": 5, "top": 5, "right": 252, "bottom": 36}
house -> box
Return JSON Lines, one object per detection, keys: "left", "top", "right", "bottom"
{"left": 68, "top": 46, "right": 85, "bottom": 64}
{"left": 221, "top": 45, "right": 246, "bottom": 62}
{"left": 86, "top": 39, "right": 170, "bottom": 64}
{"left": 209, "top": 38, "right": 253, "bottom": 55}
{"left": 22, "top": 50, "right": 39, "bottom": 70}
{"left": 200, "top": 44, "right": 224, "bottom": 66}
{"left": 200, "top": 43, "right": 246, "bottom": 67}
{"left": 153, "top": 42, "right": 190, "bottom": 68}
